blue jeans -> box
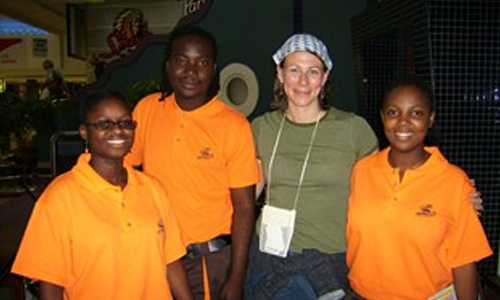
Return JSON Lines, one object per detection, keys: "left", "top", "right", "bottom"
{"left": 248, "top": 272, "right": 316, "bottom": 300}
{"left": 244, "top": 235, "right": 348, "bottom": 300}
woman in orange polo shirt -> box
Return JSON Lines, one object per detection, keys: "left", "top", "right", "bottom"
{"left": 12, "top": 91, "right": 193, "bottom": 300}
{"left": 346, "top": 76, "right": 492, "bottom": 300}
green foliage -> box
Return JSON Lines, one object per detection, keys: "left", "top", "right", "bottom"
{"left": 0, "top": 90, "right": 59, "bottom": 151}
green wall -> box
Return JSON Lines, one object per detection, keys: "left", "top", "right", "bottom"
{"left": 48, "top": 1, "right": 370, "bottom": 163}
{"left": 303, "top": 0, "right": 367, "bottom": 113}
{"left": 90, "top": 1, "right": 369, "bottom": 119}
{"left": 197, "top": 0, "right": 293, "bottom": 119}
{"left": 198, "top": 0, "right": 368, "bottom": 118}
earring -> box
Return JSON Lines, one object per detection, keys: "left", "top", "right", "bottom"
{"left": 319, "top": 89, "right": 326, "bottom": 100}
{"left": 278, "top": 83, "right": 285, "bottom": 98}
{"left": 84, "top": 140, "right": 89, "bottom": 154}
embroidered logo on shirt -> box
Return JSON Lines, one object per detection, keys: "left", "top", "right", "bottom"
{"left": 197, "top": 147, "right": 214, "bottom": 160}
{"left": 416, "top": 204, "right": 437, "bottom": 217}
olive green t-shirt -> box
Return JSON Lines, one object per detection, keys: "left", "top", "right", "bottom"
{"left": 252, "top": 108, "right": 378, "bottom": 254}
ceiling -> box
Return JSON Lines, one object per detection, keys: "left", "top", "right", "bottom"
{"left": 33, "top": 0, "right": 70, "bottom": 17}
{"left": 0, "top": 14, "right": 50, "bottom": 36}
{"left": 0, "top": 0, "right": 70, "bottom": 34}
{"left": 0, "top": 0, "right": 175, "bottom": 35}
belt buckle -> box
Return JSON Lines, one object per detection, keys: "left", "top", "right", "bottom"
{"left": 187, "top": 235, "right": 230, "bottom": 256}
{"left": 207, "top": 237, "right": 227, "bottom": 252}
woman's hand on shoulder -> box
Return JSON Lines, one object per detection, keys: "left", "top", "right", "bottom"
{"left": 469, "top": 179, "right": 483, "bottom": 216}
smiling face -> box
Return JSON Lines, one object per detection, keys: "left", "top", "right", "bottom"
{"left": 167, "top": 35, "right": 216, "bottom": 109}
{"left": 381, "top": 85, "right": 435, "bottom": 156}
{"left": 79, "top": 97, "right": 135, "bottom": 166}
{"left": 277, "top": 51, "right": 329, "bottom": 111}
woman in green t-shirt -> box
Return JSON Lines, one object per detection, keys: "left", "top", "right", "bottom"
{"left": 245, "top": 33, "right": 378, "bottom": 300}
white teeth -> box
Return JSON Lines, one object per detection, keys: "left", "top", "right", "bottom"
{"left": 107, "top": 140, "right": 125, "bottom": 145}
{"left": 396, "top": 132, "right": 412, "bottom": 137}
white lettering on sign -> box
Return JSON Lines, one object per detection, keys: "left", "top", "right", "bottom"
{"left": 184, "top": 0, "right": 206, "bottom": 15}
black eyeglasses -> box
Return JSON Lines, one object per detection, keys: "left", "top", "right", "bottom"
{"left": 84, "top": 119, "right": 137, "bottom": 130}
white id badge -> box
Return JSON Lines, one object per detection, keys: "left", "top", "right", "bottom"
{"left": 259, "top": 205, "right": 296, "bottom": 257}
{"left": 427, "top": 285, "right": 456, "bottom": 300}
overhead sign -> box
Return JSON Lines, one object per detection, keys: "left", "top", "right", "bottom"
{"left": 0, "top": 38, "right": 26, "bottom": 68}
{"left": 178, "top": 0, "right": 213, "bottom": 26}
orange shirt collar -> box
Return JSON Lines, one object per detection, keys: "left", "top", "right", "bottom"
{"left": 167, "top": 93, "right": 225, "bottom": 117}
{"left": 73, "top": 153, "right": 139, "bottom": 191}
{"left": 377, "top": 146, "right": 446, "bottom": 172}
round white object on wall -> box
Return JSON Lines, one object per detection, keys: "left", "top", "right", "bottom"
{"left": 218, "top": 63, "right": 259, "bottom": 117}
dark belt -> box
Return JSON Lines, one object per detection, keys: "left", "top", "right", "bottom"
{"left": 186, "top": 235, "right": 231, "bottom": 256}
{"left": 348, "top": 289, "right": 369, "bottom": 300}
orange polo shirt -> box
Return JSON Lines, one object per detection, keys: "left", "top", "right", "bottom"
{"left": 346, "top": 147, "right": 492, "bottom": 300}
{"left": 12, "top": 154, "right": 185, "bottom": 300}
{"left": 127, "top": 93, "right": 260, "bottom": 244}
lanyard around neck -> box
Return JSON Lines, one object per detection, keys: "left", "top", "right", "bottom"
{"left": 266, "top": 111, "right": 322, "bottom": 210}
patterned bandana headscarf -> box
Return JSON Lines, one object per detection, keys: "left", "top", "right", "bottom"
{"left": 272, "top": 33, "right": 333, "bottom": 71}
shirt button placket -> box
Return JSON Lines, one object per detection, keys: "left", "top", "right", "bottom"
{"left": 176, "top": 114, "right": 185, "bottom": 142}
{"left": 391, "top": 173, "right": 399, "bottom": 203}
{"left": 116, "top": 189, "right": 132, "bottom": 231}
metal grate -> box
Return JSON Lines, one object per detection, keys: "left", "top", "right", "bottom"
{"left": 351, "top": 0, "right": 500, "bottom": 275}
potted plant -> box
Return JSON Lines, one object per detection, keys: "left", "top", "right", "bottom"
{"left": 0, "top": 89, "right": 58, "bottom": 173}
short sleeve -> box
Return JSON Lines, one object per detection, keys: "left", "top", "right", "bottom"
{"left": 250, "top": 116, "right": 262, "bottom": 158}
{"left": 445, "top": 179, "right": 492, "bottom": 268}
{"left": 226, "top": 118, "right": 260, "bottom": 188}
{"left": 11, "top": 183, "right": 72, "bottom": 286}
{"left": 351, "top": 116, "right": 378, "bottom": 159}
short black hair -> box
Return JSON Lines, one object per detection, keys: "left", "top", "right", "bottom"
{"left": 160, "top": 26, "right": 219, "bottom": 100}
{"left": 79, "top": 90, "right": 130, "bottom": 123}
{"left": 381, "top": 75, "right": 440, "bottom": 146}
{"left": 382, "top": 75, "right": 435, "bottom": 111}
{"left": 166, "top": 25, "right": 218, "bottom": 62}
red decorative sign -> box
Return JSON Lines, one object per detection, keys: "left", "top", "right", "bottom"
{"left": 0, "top": 39, "right": 22, "bottom": 53}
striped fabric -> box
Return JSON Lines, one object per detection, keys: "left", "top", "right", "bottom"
{"left": 272, "top": 33, "right": 333, "bottom": 71}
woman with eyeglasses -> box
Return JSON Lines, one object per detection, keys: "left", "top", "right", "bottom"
{"left": 12, "top": 91, "right": 193, "bottom": 300}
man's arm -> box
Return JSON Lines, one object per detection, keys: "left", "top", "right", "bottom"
{"left": 39, "top": 281, "right": 63, "bottom": 300}
{"left": 220, "top": 185, "right": 255, "bottom": 300}
{"left": 167, "top": 259, "right": 194, "bottom": 300}
{"left": 452, "top": 262, "right": 478, "bottom": 300}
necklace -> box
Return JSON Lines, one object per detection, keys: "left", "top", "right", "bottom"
{"left": 266, "top": 110, "right": 323, "bottom": 209}
{"left": 285, "top": 109, "right": 325, "bottom": 124}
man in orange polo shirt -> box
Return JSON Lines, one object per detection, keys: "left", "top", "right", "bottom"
{"left": 127, "top": 26, "right": 259, "bottom": 300}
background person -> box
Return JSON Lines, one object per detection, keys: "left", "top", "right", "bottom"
{"left": 245, "top": 33, "right": 378, "bottom": 300}
{"left": 12, "top": 90, "right": 193, "bottom": 300}
{"left": 346, "top": 76, "right": 492, "bottom": 300}
{"left": 126, "top": 26, "right": 260, "bottom": 300}
{"left": 41, "top": 59, "right": 68, "bottom": 101}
